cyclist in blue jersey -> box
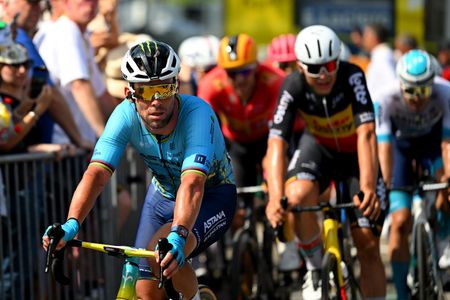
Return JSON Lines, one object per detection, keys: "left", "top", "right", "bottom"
{"left": 375, "top": 49, "right": 450, "bottom": 299}
{"left": 42, "top": 40, "right": 237, "bottom": 300}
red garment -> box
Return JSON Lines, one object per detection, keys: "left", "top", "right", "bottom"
{"left": 197, "top": 64, "right": 285, "bottom": 143}
{"left": 442, "top": 66, "right": 450, "bottom": 81}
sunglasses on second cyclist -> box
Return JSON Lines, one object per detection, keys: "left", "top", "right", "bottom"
{"left": 226, "top": 64, "right": 256, "bottom": 79}
{"left": 129, "top": 83, "right": 177, "bottom": 101}
{"left": 401, "top": 85, "right": 432, "bottom": 99}
{"left": 300, "top": 59, "right": 339, "bottom": 78}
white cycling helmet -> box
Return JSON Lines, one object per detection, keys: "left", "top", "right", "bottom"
{"left": 121, "top": 40, "right": 180, "bottom": 83}
{"left": 339, "top": 41, "right": 351, "bottom": 62}
{"left": 396, "top": 49, "right": 435, "bottom": 87}
{"left": 295, "top": 25, "right": 341, "bottom": 64}
{"left": 178, "top": 35, "right": 219, "bottom": 69}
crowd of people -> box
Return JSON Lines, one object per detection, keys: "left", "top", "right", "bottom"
{"left": 1, "top": 0, "right": 450, "bottom": 299}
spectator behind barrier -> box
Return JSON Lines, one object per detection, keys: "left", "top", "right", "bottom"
{"left": 363, "top": 22, "right": 397, "bottom": 103}
{"left": 35, "top": 0, "right": 118, "bottom": 146}
{"left": 0, "top": 0, "right": 92, "bottom": 150}
{"left": 87, "top": 0, "right": 120, "bottom": 71}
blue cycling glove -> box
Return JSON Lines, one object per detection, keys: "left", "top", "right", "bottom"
{"left": 166, "top": 231, "right": 186, "bottom": 269}
{"left": 43, "top": 218, "right": 80, "bottom": 242}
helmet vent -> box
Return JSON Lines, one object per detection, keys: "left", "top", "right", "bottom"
{"left": 226, "top": 36, "right": 238, "bottom": 61}
{"left": 304, "top": 44, "right": 311, "bottom": 59}
{"left": 328, "top": 40, "right": 333, "bottom": 56}
{"left": 317, "top": 39, "right": 322, "bottom": 57}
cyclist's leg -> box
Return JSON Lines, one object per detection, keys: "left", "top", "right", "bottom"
{"left": 346, "top": 158, "right": 387, "bottom": 298}
{"left": 285, "top": 132, "right": 327, "bottom": 272}
{"left": 133, "top": 184, "right": 177, "bottom": 299}
{"left": 176, "top": 184, "right": 236, "bottom": 297}
{"left": 387, "top": 137, "right": 416, "bottom": 299}
{"left": 352, "top": 227, "right": 386, "bottom": 298}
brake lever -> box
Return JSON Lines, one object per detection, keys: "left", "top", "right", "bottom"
{"left": 44, "top": 223, "right": 71, "bottom": 285}
{"left": 157, "top": 238, "right": 172, "bottom": 289}
{"left": 45, "top": 223, "right": 64, "bottom": 273}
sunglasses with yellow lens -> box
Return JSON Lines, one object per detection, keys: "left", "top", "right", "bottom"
{"left": 131, "top": 83, "right": 177, "bottom": 101}
{"left": 401, "top": 85, "right": 432, "bottom": 99}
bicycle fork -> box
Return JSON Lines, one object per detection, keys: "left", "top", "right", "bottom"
{"left": 323, "top": 211, "right": 348, "bottom": 300}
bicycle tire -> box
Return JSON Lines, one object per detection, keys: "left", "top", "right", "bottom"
{"left": 321, "top": 252, "right": 342, "bottom": 300}
{"left": 229, "top": 230, "right": 259, "bottom": 300}
{"left": 341, "top": 237, "right": 361, "bottom": 300}
{"left": 416, "top": 222, "right": 439, "bottom": 300}
{"left": 199, "top": 284, "right": 218, "bottom": 300}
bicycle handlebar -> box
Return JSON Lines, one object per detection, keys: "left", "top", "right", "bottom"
{"left": 275, "top": 192, "right": 363, "bottom": 242}
{"left": 391, "top": 180, "right": 449, "bottom": 193}
{"left": 45, "top": 223, "right": 157, "bottom": 286}
{"left": 236, "top": 185, "right": 265, "bottom": 194}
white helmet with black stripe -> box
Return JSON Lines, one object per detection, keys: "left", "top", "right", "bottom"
{"left": 295, "top": 25, "right": 341, "bottom": 64}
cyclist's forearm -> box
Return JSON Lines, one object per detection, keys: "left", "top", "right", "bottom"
{"left": 266, "top": 137, "right": 288, "bottom": 202}
{"left": 173, "top": 172, "right": 206, "bottom": 230}
{"left": 67, "top": 165, "right": 111, "bottom": 224}
{"left": 357, "top": 123, "right": 378, "bottom": 190}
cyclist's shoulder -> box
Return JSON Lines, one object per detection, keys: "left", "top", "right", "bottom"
{"left": 376, "top": 82, "right": 402, "bottom": 105}
{"left": 281, "top": 70, "right": 306, "bottom": 93}
{"left": 338, "top": 61, "right": 367, "bottom": 81}
{"left": 256, "top": 63, "right": 285, "bottom": 84}
{"left": 432, "top": 76, "right": 450, "bottom": 95}
{"left": 178, "top": 94, "right": 216, "bottom": 117}
{"left": 197, "top": 67, "right": 228, "bottom": 94}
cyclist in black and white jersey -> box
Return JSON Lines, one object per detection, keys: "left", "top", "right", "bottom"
{"left": 375, "top": 49, "right": 450, "bottom": 299}
{"left": 265, "top": 25, "right": 387, "bottom": 299}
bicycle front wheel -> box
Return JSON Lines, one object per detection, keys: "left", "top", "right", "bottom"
{"left": 229, "top": 230, "right": 259, "bottom": 300}
{"left": 321, "top": 252, "right": 342, "bottom": 300}
{"left": 416, "top": 222, "right": 441, "bottom": 300}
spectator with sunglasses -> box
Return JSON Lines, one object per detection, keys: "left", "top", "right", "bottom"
{"left": 42, "top": 40, "right": 237, "bottom": 300}
{"left": 265, "top": 25, "right": 387, "bottom": 299}
{"left": 197, "top": 33, "right": 284, "bottom": 221}
{"left": 375, "top": 49, "right": 450, "bottom": 298}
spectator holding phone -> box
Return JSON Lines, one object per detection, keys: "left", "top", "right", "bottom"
{"left": 0, "top": 0, "right": 93, "bottom": 150}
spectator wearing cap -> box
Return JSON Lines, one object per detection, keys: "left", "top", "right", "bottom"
{"left": 0, "top": 0, "right": 92, "bottom": 150}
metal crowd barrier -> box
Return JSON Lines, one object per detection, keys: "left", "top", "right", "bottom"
{"left": 0, "top": 147, "right": 151, "bottom": 300}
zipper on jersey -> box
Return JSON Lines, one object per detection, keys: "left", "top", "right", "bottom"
{"left": 156, "top": 135, "right": 176, "bottom": 189}
{"left": 322, "top": 97, "right": 341, "bottom": 152}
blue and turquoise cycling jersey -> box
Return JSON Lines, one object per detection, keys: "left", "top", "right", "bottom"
{"left": 90, "top": 94, "right": 235, "bottom": 198}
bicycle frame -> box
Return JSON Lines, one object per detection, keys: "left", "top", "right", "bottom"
{"left": 322, "top": 207, "right": 346, "bottom": 291}
{"left": 288, "top": 201, "right": 354, "bottom": 300}
{"left": 50, "top": 239, "right": 157, "bottom": 300}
